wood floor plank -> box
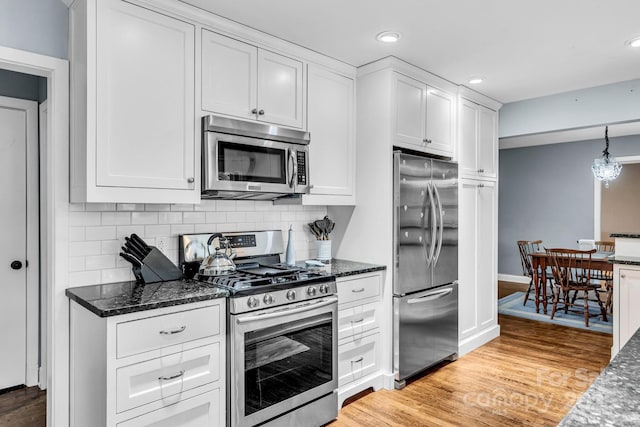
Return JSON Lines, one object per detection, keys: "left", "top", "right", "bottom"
{"left": 330, "top": 314, "right": 612, "bottom": 427}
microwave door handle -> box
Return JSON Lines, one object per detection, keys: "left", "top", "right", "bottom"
{"left": 287, "top": 147, "right": 295, "bottom": 188}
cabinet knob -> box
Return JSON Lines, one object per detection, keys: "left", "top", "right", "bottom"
{"left": 621, "top": 274, "right": 626, "bottom": 278}
{"left": 478, "top": 168, "right": 485, "bottom": 173}
{"left": 251, "top": 108, "right": 258, "bottom": 114}
{"left": 478, "top": 183, "right": 485, "bottom": 188}
{"left": 187, "top": 177, "right": 195, "bottom": 183}
{"left": 422, "top": 138, "right": 432, "bottom": 144}
{"left": 10, "top": 260, "right": 23, "bottom": 270}
{"left": 258, "top": 109, "right": 265, "bottom": 115}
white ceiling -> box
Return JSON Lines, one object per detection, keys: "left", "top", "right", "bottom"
{"left": 181, "top": 0, "right": 640, "bottom": 103}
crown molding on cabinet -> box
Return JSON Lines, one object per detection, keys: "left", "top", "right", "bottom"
{"left": 457, "top": 86, "right": 502, "bottom": 112}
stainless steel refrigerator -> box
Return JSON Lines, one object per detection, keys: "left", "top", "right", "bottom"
{"left": 393, "top": 150, "right": 459, "bottom": 389}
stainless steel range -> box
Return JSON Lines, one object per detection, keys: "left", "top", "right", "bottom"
{"left": 179, "top": 230, "right": 338, "bottom": 427}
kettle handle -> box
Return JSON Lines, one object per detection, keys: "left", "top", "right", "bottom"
{"left": 207, "top": 232, "right": 224, "bottom": 246}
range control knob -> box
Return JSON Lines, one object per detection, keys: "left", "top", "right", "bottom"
{"left": 307, "top": 287, "right": 317, "bottom": 297}
{"left": 319, "top": 284, "right": 329, "bottom": 294}
{"left": 247, "top": 297, "right": 259, "bottom": 309}
{"left": 286, "top": 290, "right": 296, "bottom": 301}
{"left": 263, "top": 294, "right": 274, "bottom": 305}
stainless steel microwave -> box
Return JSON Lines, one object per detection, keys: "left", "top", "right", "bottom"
{"left": 202, "top": 115, "right": 310, "bottom": 200}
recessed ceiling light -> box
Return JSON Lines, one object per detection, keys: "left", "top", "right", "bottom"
{"left": 628, "top": 37, "right": 640, "bottom": 48}
{"left": 468, "top": 77, "right": 483, "bottom": 85}
{"left": 376, "top": 31, "right": 401, "bottom": 43}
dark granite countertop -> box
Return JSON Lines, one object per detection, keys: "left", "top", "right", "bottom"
{"left": 610, "top": 233, "right": 640, "bottom": 239}
{"left": 608, "top": 255, "right": 640, "bottom": 266}
{"left": 559, "top": 329, "right": 640, "bottom": 426}
{"left": 300, "top": 258, "right": 386, "bottom": 278}
{"left": 66, "top": 279, "right": 228, "bottom": 318}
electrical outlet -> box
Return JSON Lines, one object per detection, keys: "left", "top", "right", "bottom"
{"left": 157, "top": 236, "right": 168, "bottom": 254}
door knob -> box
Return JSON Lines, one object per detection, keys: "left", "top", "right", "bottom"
{"left": 10, "top": 260, "right": 23, "bottom": 270}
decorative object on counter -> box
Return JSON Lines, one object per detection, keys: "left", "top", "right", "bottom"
{"left": 308, "top": 215, "right": 335, "bottom": 261}
{"left": 199, "top": 233, "right": 237, "bottom": 275}
{"left": 592, "top": 126, "right": 622, "bottom": 188}
{"left": 285, "top": 225, "right": 296, "bottom": 266}
{"left": 119, "top": 234, "right": 183, "bottom": 283}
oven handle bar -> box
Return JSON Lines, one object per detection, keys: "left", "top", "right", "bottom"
{"left": 237, "top": 297, "right": 337, "bottom": 324}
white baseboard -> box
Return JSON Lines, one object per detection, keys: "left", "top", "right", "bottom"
{"left": 498, "top": 273, "right": 530, "bottom": 284}
{"left": 458, "top": 325, "right": 501, "bottom": 357}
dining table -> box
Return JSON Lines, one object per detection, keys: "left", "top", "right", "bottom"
{"left": 528, "top": 251, "right": 613, "bottom": 314}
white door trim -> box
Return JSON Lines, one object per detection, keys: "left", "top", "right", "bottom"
{"left": 39, "top": 99, "right": 48, "bottom": 390}
{"left": 593, "top": 155, "right": 640, "bottom": 240}
{"left": 0, "top": 46, "right": 69, "bottom": 427}
{"left": 0, "top": 95, "right": 40, "bottom": 388}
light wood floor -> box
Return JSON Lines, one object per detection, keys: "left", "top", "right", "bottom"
{"left": 331, "top": 316, "right": 612, "bottom": 426}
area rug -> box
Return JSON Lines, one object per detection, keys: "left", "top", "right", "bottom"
{"left": 498, "top": 292, "right": 612, "bottom": 334}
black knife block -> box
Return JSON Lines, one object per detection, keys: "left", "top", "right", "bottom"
{"left": 134, "top": 247, "right": 183, "bottom": 284}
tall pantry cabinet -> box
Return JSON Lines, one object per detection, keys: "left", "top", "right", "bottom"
{"left": 457, "top": 87, "right": 502, "bottom": 355}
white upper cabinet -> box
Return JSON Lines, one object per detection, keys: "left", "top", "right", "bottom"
{"left": 201, "top": 30, "right": 304, "bottom": 129}
{"left": 305, "top": 65, "right": 355, "bottom": 201}
{"left": 70, "top": 0, "right": 198, "bottom": 203}
{"left": 393, "top": 73, "right": 454, "bottom": 157}
{"left": 459, "top": 98, "right": 498, "bottom": 180}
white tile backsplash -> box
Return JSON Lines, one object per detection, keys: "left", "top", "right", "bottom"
{"left": 67, "top": 200, "right": 327, "bottom": 286}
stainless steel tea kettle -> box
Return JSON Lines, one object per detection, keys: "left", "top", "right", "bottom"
{"left": 199, "top": 233, "right": 236, "bottom": 275}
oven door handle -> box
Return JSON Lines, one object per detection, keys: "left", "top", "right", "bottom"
{"left": 237, "top": 297, "right": 337, "bottom": 324}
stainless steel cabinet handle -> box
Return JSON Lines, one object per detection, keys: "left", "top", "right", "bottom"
{"left": 158, "top": 370, "right": 185, "bottom": 381}
{"left": 159, "top": 325, "right": 186, "bottom": 335}
{"left": 258, "top": 109, "right": 265, "bottom": 115}
{"left": 407, "top": 288, "right": 453, "bottom": 304}
{"left": 351, "top": 288, "right": 365, "bottom": 293}
{"left": 251, "top": 108, "right": 258, "bottom": 114}
{"left": 351, "top": 357, "right": 364, "bottom": 364}
{"left": 187, "top": 177, "right": 194, "bottom": 183}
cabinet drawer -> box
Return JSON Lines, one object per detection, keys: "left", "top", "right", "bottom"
{"left": 338, "top": 302, "right": 380, "bottom": 343}
{"left": 337, "top": 274, "right": 381, "bottom": 306}
{"left": 338, "top": 333, "right": 379, "bottom": 387}
{"left": 117, "top": 305, "right": 220, "bottom": 358}
{"left": 117, "top": 388, "right": 221, "bottom": 427}
{"left": 116, "top": 343, "right": 220, "bottom": 413}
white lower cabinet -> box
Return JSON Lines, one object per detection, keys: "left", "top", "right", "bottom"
{"left": 458, "top": 180, "right": 500, "bottom": 356}
{"left": 70, "top": 299, "right": 226, "bottom": 427}
{"left": 613, "top": 265, "right": 640, "bottom": 357}
{"left": 336, "top": 272, "right": 384, "bottom": 408}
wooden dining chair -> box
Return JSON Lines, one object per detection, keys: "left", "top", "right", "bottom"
{"left": 517, "top": 240, "right": 542, "bottom": 306}
{"left": 545, "top": 248, "right": 608, "bottom": 327}
{"left": 594, "top": 241, "right": 615, "bottom": 314}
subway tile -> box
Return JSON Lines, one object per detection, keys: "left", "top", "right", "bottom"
{"left": 255, "top": 201, "right": 274, "bottom": 211}
{"left": 245, "top": 211, "right": 264, "bottom": 222}
{"left": 85, "top": 226, "right": 117, "bottom": 241}
{"left": 85, "top": 203, "right": 116, "bottom": 212}
{"left": 145, "top": 225, "right": 171, "bottom": 237}
{"left": 68, "top": 270, "right": 101, "bottom": 287}
{"left": 101, "top": 240, "right": 121, "bottom": 255}
{"left": 235, "top": 200, "right": 255, "bottom": 211}
{"left": 206, "top": 212, "right": 227, "bottom": 223}
{"left": 281, "top": 212, "right": 296, "bottom": 222}
{"left": 69, "top": 227, "right": 85, "bottom": 242}
{"left": 171, "top": 203, "right": 195, "bottom": 212}
{"left": 131, "top": 211, "right": 159, "bottom": 225}
{"left": 216, "top": 200, "right": 237, "bottom": 211}
{"left": 69, "top": 241, "right": 102, "bottom": 257}
{"left": 227, "top": 211, "right": 246, "bottom": 223}
{"left": 183, "top": 211, "right": 207, "bottom": 224}
{"left": 101, "top": 212, "right": 131, "bottom": 226}
{"left": 101, "top": 267, "right": 133, "bottom": 284}
{"left": 116, "top": 225, "right": 145, "bottom": 239}
{"left": 145, "top": 203, "right": 171, "bottom": 211}
{"left": 171, "top": 224, "right": 195, "bottom": 235}
{"left": 262, "top": 212, "right": 281, "bottom": 222}
{"left": 68, "top": 257, "right": 85, "bottom": 272}
{"left": 158, "top": 212, "right": 183, "bottom": 224}
{"left": 194, "top": 200, "right": 216, "bottom": 211}
{"left": 69, "top": 211, "right": 102, "bottom": 226}
{"left": 68, "top": 203, "right": 85, "bottom": 212}
{"left": 117, "top": 203, "right": 145, "bottom": 211}
{"left": 194, "top": 224, "right": 216, "bottom": 233}
{"left": 85, "top": 254, "right": 116, "bottom": 270}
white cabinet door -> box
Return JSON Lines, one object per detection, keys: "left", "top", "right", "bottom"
{"left": 459, "top": 98, "right": 498, "bottom": 180}
{"left": 425, "top": 87, "right": 454, "bottom": 155}
{"left": 201, "top": 29, "right": 257, "bottom": 121}
{"left": 458, "top": 180, "right": 496, "bottom": 340}
{"left": 394, "top": 73, "right": 426, "bottom": 148}
{"left": 95, "top": 0, "right": 195, "bottom": 191}
{"left": 618, "top": 268, "right": 640, "bottom": 351}
{"left": 257, "top": 49, "right": 304, "bottom": 128}
{"left": 307, "top": 65, "right": 354, "bottom": 197}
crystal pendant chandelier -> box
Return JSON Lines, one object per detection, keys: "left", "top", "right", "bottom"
{"left": 591, "top": 126, "right": 622, "bottom": 188}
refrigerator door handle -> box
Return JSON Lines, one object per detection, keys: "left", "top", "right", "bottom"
{"left": 432, "top": 184, "right": 444, "bottom": 266}
{"left": 427, "top": 182, "right": 437, "bottom": 266}
{"left": 421, "top": 182, "right": 435, "bottom": 267}
{"left": 407, "top": 288, "right": 453, "bottom": 304}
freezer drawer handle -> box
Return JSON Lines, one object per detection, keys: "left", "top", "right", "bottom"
{"left": 158, "top": 370, "right": 185, "bottom": 381}
{"left": 407, "top": 288, "right": 453, "bottom": 304}
{"left": 351, "top": 357, "right": 364, "bottom": 364}
{"left": 159, "top": 325, "right": 186, "bottom": 335}
{"left": 351, "top": 288, "right": 365, "bottom": 293}
{"left": 351, "top": 318, "right": 364, "bottom": 323}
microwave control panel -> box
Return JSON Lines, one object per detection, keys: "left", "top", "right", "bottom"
{"left": 297, "top": 151, "right": 307, "bottom": 185}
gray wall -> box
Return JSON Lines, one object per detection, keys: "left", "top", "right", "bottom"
{"left": 498, "top": 134, "right": 640, "bottom": 276}
{"left": 0, "top": 0, "right": 69, "bottom": 59}
{"left": 0, "top": 69, "right": 46, "bottom": 102}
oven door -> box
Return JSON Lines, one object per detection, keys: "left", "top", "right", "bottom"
{"left": 204, "top": 131, "right": 308, "bottom": 195}
{"left": 230, "top": 296, "right": 338, "bottom": 427}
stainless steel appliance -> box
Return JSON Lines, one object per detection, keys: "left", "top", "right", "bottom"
{"left": 179, "top": 230, "right": 338, "bottom": 427}
{"left": 202, "top": 115, "right": 310, "bottom": 200}
{"left": 393, "top": 150, "right": 459, "bottom": 389}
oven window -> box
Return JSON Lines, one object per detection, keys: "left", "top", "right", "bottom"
{"left": 218, "top": 141, "right": 286, "bottom": 183}
{"left": 244, "top": 312, "right": 333, "bottom": 416}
